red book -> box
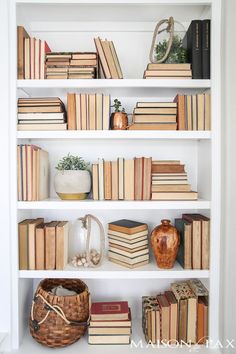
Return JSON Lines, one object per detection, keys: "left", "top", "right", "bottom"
{"left": 91, "top": 301, "right": 129, "bottom": 320}
{"left": 40, "top": 40, "right": 51, "bottom": 79}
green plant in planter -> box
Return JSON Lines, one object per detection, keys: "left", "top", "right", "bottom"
{"left": 155, "top": 35, "right": 187, "bottom": 63}
{"left": 56, "top": 154, "right": 89, "bottom": 171}
{"left": 111, "top": 99, "right": 126, "bottom": 113}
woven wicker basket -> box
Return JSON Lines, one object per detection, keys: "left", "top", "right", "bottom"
{"left": 29, "top": 278, "right": 90, "bottom": 348}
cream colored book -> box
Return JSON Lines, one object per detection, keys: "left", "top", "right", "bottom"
{"left": 152, "top": 191, "right": 198, "bottom": 200}
{"left": 197, "top": 94, "right": 205, "bottom": 130}
{"left": 88, "top": 335, "right": 130, "bottom": 345}
{"left": 124, "top": 159, "right": 134, "bottom": 200}
{"left": 92, "top": 164, "right": 99, "bottom": 200}
{"left": 38, "top": 149, "right": 49, "bottom": 200}
{"left": 75, "top": 94, "right": 81, "bottom": 130}
{"left": 89, "top": 94, "right": 96, "bottom": 130}
{"left": 17, "top": 123, "right": 67, "bottom": 131}
{"left": 96, "top": 93, "right": 103, "bottom": 130}
{"left": 102, "top": 94, "right": 110, "bottom": 130}
{"left": 111, "top": 160, "right": 118, "bottom": 200}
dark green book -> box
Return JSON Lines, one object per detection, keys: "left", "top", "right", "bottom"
{"left": 175, "top": 218, "right": 192, "bottom": 269}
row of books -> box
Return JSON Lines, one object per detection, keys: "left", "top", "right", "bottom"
{"left": 17, "top": 97, "right": 67, "bottom": 131}
{"left": 144, "top": 63, "right": 192, "bottom": 80}
{"left": 175, "top": 214, "right": 210, "bottom": 270}
{"left": 18, "top": 219, "right": 69, "bottom": 270}
{"left": 67, "top": 93, "right": 110, "bottom": 130}
{"left": 151, "top": 160, "right": 198, "bottom": 200}
{"left": 45, "top": 52, "right": 98, "bottom": 79}
{"left": 88, "top": 301, "right": 131, "bottom": 344}
{"left": 17, "top": 26, "right": 51, "bottom": 79}
{"left": 108, "top": 220, "right": 149, "bottom": 269}
{"left": 129, "top": 101, "right": 177, "bottom": 131}
{"left": 175, "top": 93, "right": 211, "bottom": 130}
{"left": 92, "top": 157, "right": 152, "bottom": 201}
{"left": 142, "top": 279, "right": 208, "bottom": 344}
{"left": 17, "top": 145, "right": 49, "bottom": 201}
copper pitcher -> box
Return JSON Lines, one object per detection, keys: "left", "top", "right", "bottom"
{"left": 110, "top": 112, "right": 128, "bottom": 130}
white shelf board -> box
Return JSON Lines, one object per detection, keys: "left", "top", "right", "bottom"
{"left": 18, "top": 199, "right": 210, "bottom": 210}
{"left": 16, "top": 0, "right": 213, "bottom": 4}
{"left": 17, "top": 130, "right": 211, "bottom": 140}
{"left": 17, "top": 79, "right": 211, "bottom": 89}
{"left": 19, "top": 260, "right": 209, "bottom": 279}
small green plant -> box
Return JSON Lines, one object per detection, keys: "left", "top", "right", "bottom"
{"left": 56, "top": 154, "right": 89, "bottom": 171}
{"left": 155, "top": 35, "right": 187, "bottom": 63}
{"left": 111, "top": 99, "right": 126, "bottom": 113}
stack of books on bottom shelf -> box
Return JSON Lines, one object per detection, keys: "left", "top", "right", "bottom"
{"left": 151, "top": 160, "right": 198, "bottom": 200}
{"left": 108, "top": 220, "right": 149, "bottom": 268}
{"left": 17, "top": 97, "right": 67, "bottom": 131}
{"left": 88, "top": 301, "right": 132, "bottom": 344}
{"left": 142, "top": 279, "right": 208, "bottom": 344}
{"left": 143, "top": 63, "right": 192, "bottom": 79}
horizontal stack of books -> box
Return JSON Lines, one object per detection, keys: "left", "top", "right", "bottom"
{"left": 94, "top": 37, "right": 123, "bottom": 79}
{"left": 17, "top": 26, "right": 51, "bottom": 79}
{"left": 17, "top": 97, "right": 67, "bottom": 131}
{"left": 92, "top": 157, "right": 152, "bottom": 201}
{"left": 142, "top": 279, "right": 209, "bottom": 344}
{"left": 67, "top": 93, "right": 110, "bottom": 130}
{"left": 18, "top": 219, "right": 68, "bottom": 270}
{"left": 175, "top": 93, "right": 211, "bottom": 130}
{"left": 88, "top": 301, "right": 132, "bottom": 344}
{"left": 151, "top": 160, "right": 198, "bottom": 200}
{"left": 108, "top": 220, "right": 149, "bottom": 268}
{"left": 45, "top": 52, "right": 97, "bottom": 79}
{"left": 128, "top": 101, "right": 177, "bottom": 130}
{"left": 143, "top": 63, "right": 192, "bottom": 79}
{"left": 17, "top": 145, "right": 49, "bottom": 201}
{"left": 175, "top": 214, "right": 210, "bottom": 270}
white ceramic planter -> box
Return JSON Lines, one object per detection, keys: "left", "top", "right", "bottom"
{"left": 54, "top": 170, "right": 91, "bottom": 200}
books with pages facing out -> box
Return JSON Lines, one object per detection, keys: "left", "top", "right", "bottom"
{"left": 142, "top": 279, "right": 208, "bottom": 345}
{"left": 17, "top": 144, "right": 49, "bottom": 201}
{"left": 128, "top": 101, "right": 177, "bottom": 131}
{"left": 92, "top": 157, "right": 152, "bottom": 201}
{"left": 151, "top": 160, "right": 198, "bottom": 200}
{"left": 175, "top": 214, "right": 210, "bottom": 270}
{"left": 88, "top": 301, "right": 131, "bottom": 344}
{"left": 18, "top": 219, "right": 68, "bottom": 270}
{"left": 17, "top": 97, "right": 67, "bottom": 131}
{"left": 143, "top": 63, "right": 192, "bottom": 80}
{"left": 45, "top": 52, "right": 98, "bottom": 79}
{"left": 67, "top": 93, "right": 110, "bottom": 130}
{"left": 108, "top": 219, "right": 149, "bottom": 268}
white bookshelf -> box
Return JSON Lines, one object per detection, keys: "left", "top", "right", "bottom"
{"left": 8, "top": 0, "right": 221, "bottom": 352}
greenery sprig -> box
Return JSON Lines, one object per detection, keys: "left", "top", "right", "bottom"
{"left": 111, "top": 99, "right": 126, "bottom": 113}
{"left": 155, "top": 35, "right": 187, "bottom": 63}
{"left": 56, "top": 154, "right": 89, "bottom": 171}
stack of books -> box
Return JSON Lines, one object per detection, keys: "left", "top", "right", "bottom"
{"left": 17, "top": 97, "right": 67, "bottom": 131}
{"left": 45, "top": 52, "right": 97, "bottom": 79}
{"left": 92, "top": 157, "right": 152, "bottom": 201}
{"left": 67, "top": 93, "right": 110, "bottom": 130}
{"left": 94, "top": 37, "right": 123, "bottom": 79}
{"left": 151, "top": 160, "right": 198, "bottom": 200}
{"left": 18, "top": 219, "right": 68, "bottom": 270}
{"left": 17, "top": 145, "right": 49, "bottom": 201}
{"left": 175, "top": 214, "right": 210, "bottom": 270}
{"left": 142, "top": 279, "right": 209, "bottom": 344}
{"left": 143, "top": 63, "right": 192, "bottom": 79}
{"left": 17, "top": 26, "right": 51, "bottom": 79}
{"left": 88, "top": 301, "right": 132, "bottom": 345}
{"left": 108, "top": 220, "right": 149, "bottom": 269}
{"left": 175, "top": 93, "right": 211, "bottom": 130}
{"left": 128, "top": 101, "right": 177, "bottom": 130}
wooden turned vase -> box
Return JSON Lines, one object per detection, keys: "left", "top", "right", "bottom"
{"left": 151, "top": 219, "right": 180, "bottom": 269}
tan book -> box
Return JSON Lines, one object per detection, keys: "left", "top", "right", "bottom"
{"left": 88, "top": 335, "right": 130, "bottom": 345}
{"left": 98, "top": 158, "right": 104, "bottom": 200}
{"left": 197, "top": 94, "right": 205, "bottom": 130}
{"left": 67, "top": 93, "right": 76, "bottom": 130}
{"left": 96, "top": 94, "right": 103, "bottom": 130}
{"left": 46, "top": 75, "right": 68, "bottom": 79}
{"left": 94, "top": 37, "right": 111, "bottom": 79}
{"left": 133, "top": 115, "right": 176, "bottom": 123}
{"left": 137, "top": 102, "right": 177, "bottom": 108}
{"left": 187, "top": 297, "right": 197, "bottom": 344}
{"left": 151, "top": 164, "right": 185, "bottom": 173}
{"left": 186, "top": 95, "right": 192, "bottom": 130}
{"left": 45, "top": 221, "right": 58, "bottom": 270}
{"left": 18, "top": 97, "right": 62, "bottom": 105}
{"left": 101, "top": 40, "right": 119, "bottom": 79}
{"left": 89, "top": 94, "right": 96, "bottom": 130}
{"left": 17, "top": 123, "right": 67, "bottom": 131}
{"left": 26, "top": 145, "right": 33, "bottom": 201}
{"left": 124, "top": 159, "right": 134, "bottom": 200}
{"left": 108, "top": 230, "right": 148, "bottom": 241}
{"left": 34, "top": 39, "right": 40, "bottom": 80}
{"left": 108, "top": 251, "right": 149, "bottom": 265}
{"left": 156, "top": 295, "right": 170, "bottom": 343}
{"left": 174, "top": 94, "right": 186, "bottom": 130}
{"left": 17, "top": 146, "right": 22, "bottom": 201}
{"left": 143, "top": 157, "right": 152, "bottom": 200}
{"left": 118, "top": 158, "right": 124, "bottom": 200}
{"left": 182, "top": 214, "right": 202, "bottom": 269}
{"left": 92, "top": 164, "right": 99, "bottom": 200}
{"left": 108, "top": 238, "right": 148, "bottom": 249}
{"left": 152, "top": 160, "right": 180, "bottom": 165}
{"left": 72, "top": 53, "right": 97, "bottom": 60}
{"left": 204, "top": 93, "right": 211, "bottom": 130}
{"left": 192, "top": 95, "right": 197, "bottom": 130}
{"left": 32, "top": 147, "right": 37, "bottom": 200}
{"left": 24, "top": 38, "right": 30, "bottom": 80}
{"left": 109, "top": 41, "right": 123, "bottom": 79}
{"left": 37, "top": 149, "right": 49, "bottom": 200}
{"left": 80, "top": 94, "right": 87, "bottom": 130}
{"left": 109, "top": 246, "right": 148, "bottom": 258}
{"left": 18, "top": 219, "right": 33, "bottom": 270}
{"left": 103, "top": 95, "right": 110, "bottom": 130}
{"left": 152, "top": 180, "right": 188, "bottom": 185}
{"left": 17, "top": 26, "right": 30, "bottom": 79}
{"left": 108, "top": 234, "right": 148, "bottom": 244}
{"left": 56, "top": 221, "right": 69, "bottom": 270}
{"left": 35, "top": 223, "right": 45, "bottom": 270}
{"left": 111, "top": 161, "right": 118, "bottom": 200}
{"left": 70, "top": 59, "right": 97, "bottom": 66}
{"left": 147, "top": 63, "right": 191, "bottom": 71}
{"left": 134, "top": 157, "right": 143, "bottom": 200}
{"left": 88, "top": 327, "right": 131, "bottom": 335}
{"left": 109, "top": 243, "right": 147, "bottom": 253}
{"left": 179, "top": 299, "right": 188, "bottom": 342}
{"left": 152, "top": 191, "right": 198, "bottom": 200}
{"left": 21, "top": 145, "right": 27, "bottom": 201}
{"left": 75, "top": 94, "right": 81, "bottom": 130}
{"left": 145, "top": 70, "right": 191, "bottom": 77}
{"left": 108, "top": 256, "right": 149, "bottom": 268}
{"left": 145, "top": 76, "right": 192, "bottom": 80}
{"left": 151, "top": 184, "right": 191, "bottom": 192}
{"left": 165, "top": 291, "right": 178, "bottom": 343}
{"left": 28, "top": 218, "right": 44, "bottom": 270}
{"left": 134, "top": 107, "right": 177, "bottom": 115}
{"left": 104, "top": 161, "right": 112, "bottom": 200}
{"left": 128, "top": 123, "right": 177, "bottom": 130}
{"left": 203, "top": 297, "right": 209, "bottom": 343}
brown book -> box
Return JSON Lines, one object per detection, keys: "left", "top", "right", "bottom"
{"left": 151, "top": 164, "right": 185, "bottom": 174}
{"left": 35, "top": 223, "right": 45, "bottom": 270}
{"left": 197, "top": 94, "right": 205, "bottom": 130}
{"left": 94, "top": 37, "right": 111, "bottom": 79}
{"left": 89, "top": 94, "right": 96, "bottom": 130}
{"left": 80, "top": 94, "right": 87, "bottom": 130}
{"left": 182, "top": 214, "right": 202, "bottom": 269}
{"left": 174, "top": 94, "right": 186, "bottom": 130}
{"left": 18, "top": 219, "right": 33, "bottom": 270}
{"left": 128, "top": 123, "right": 177, "bottom": 130}
{"left": 96, "top": 94, "right": 103, "bottom": 130}
{"left": 17, "top": 26, "right": 30, "bottom": 79}
{"left": 134, "top": 107, "right": 177, "bottom": 115}
{"left": 111, "top": 161, "right": 118, "bottom": 200}
{"left": 134, "top": 157, "right": 143, "bottom": 200}
{"left": 204, "top": 94, "right": 211, "bottom": 130}
{"left": 109, "top": 41, "right": 123, "bottom": 79}
{"left": 203, "top": 297, "right": 209, "bottom": 343}
{"left": 108, "top": 219, "right": 147, "bottom": 234}
{"left": 67, "top": 93, "right": 76, "bottom": 130}
{"left": 186, "top": 95, "right": 192, "bottom": 130}
{"left": 45, "top": 221, "right": 58, "bottom": 270}
{"left": 75, "top": 94, "right": 81, "bottom": 130}
{"left": 197, "top": 298, "right": 205, "bottom": 344}
{"left": 143, "top": 157, "right": 152, "bottom": 200}
{"left": 92, "top": 164, "right": 99, "bottom": 200}
{"left": 156, "top": 294, "right": 170, "bottom": 343}
{"left": 152, "top": 184, "right": 191, "bottom": 192}
{"left": 56, "top": 221, "right": 69, "bottom": 270}
{"left": 101, "top": 40, "right": 119, "bottom": 79}
{"left": 147, "top": 63, "right": 191, "bottom": 71}
{"left": 152, "top": 191, "right": 198, "bottom": 200}
{"left": 165, "top": 291, "right": 178, "bottom": 343}
{"left": 133, "top": 114, "right": 176, "bottom": 123}
{"left": 70, "top": 59, "right": 97, "bottom": 66}
{"left": 144, "top": 70, "right": 192, "bottom": 77}
{"left": 118, "top": 157, "right": 124, "bottom": 200}
{"left": 28, "top": 218, "right": 44, "bottom": 270}
{"left": 178, "top": 299, "right": 188, "bottom": 342}
{"left": 124, "top": 159, "right": 134, "bottom": 200}
{"left": 104, "top": 161, "right": 112, "bottom": 200}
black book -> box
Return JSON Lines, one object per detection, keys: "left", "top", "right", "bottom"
{"left": 108, "top": 219, "right": 148, "bottom": 234}
{"left": 184, "top": 20, "right": 203, "bottom": 79}
{"left": 202, "top": 19, "right": 211, "bottom": 79}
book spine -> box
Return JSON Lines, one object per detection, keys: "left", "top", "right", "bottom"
{"left": 202, "top": 20, "right": 211, "bottom": 79}
{"left": 188, "top": 21, "right": 203, "bottom": 79}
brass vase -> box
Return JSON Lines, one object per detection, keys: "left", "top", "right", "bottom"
{"left": 151, "top": 219, "right": 180, "bottom": 269}
{"left": 110, "top": 112, "right": 128, "bottom": 130}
